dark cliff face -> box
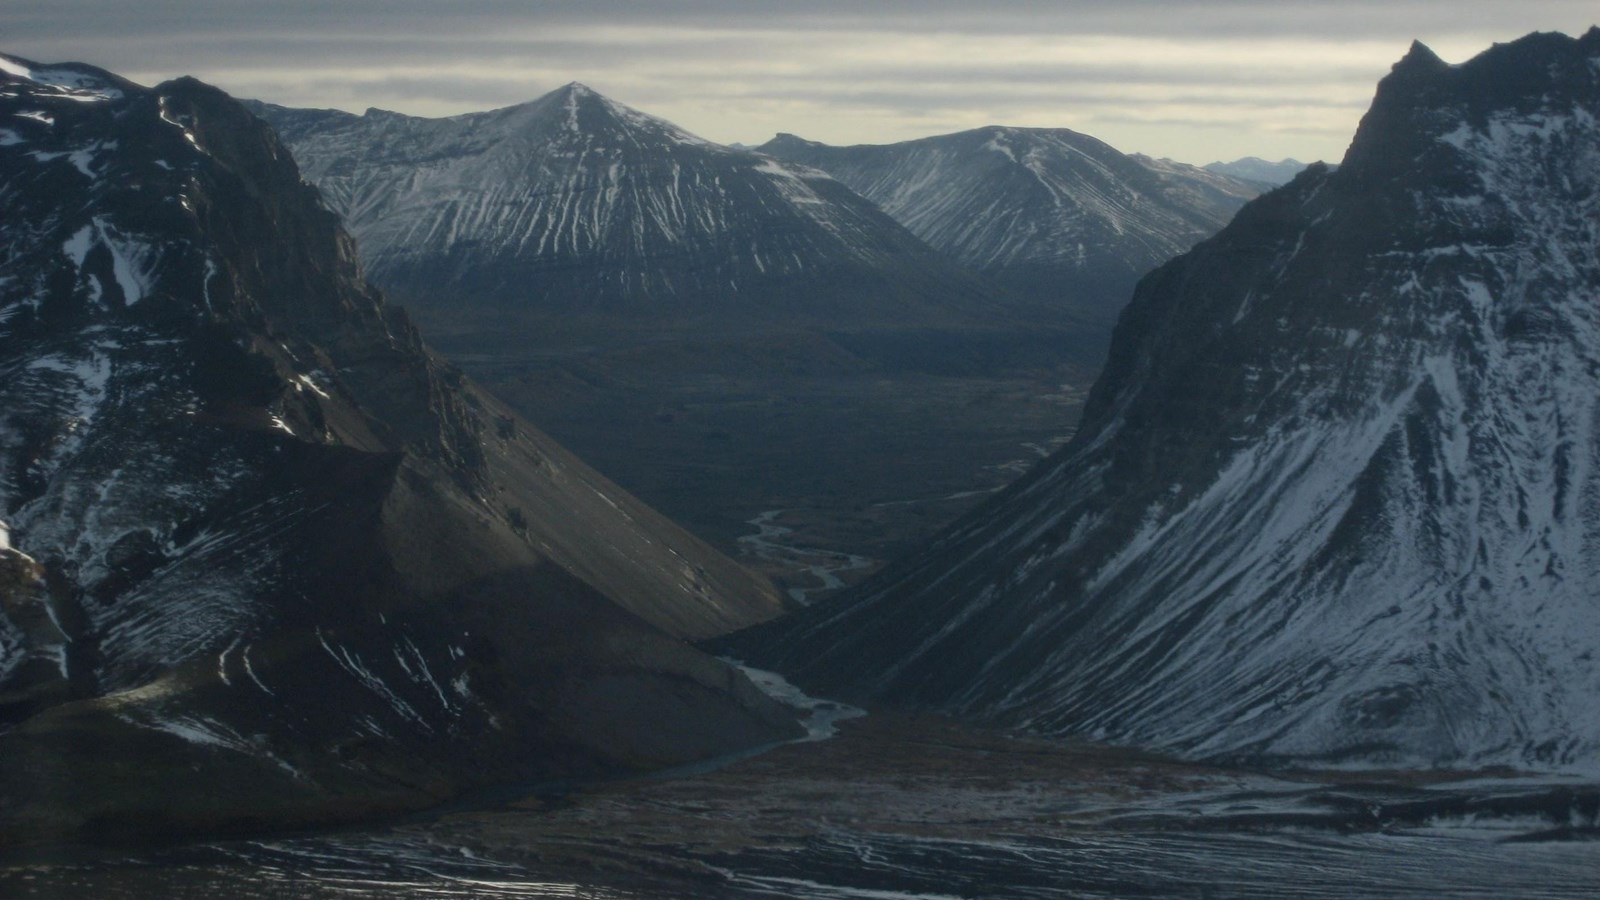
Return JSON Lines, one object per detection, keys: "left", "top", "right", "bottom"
{"left": 757, "top": 126, "right": 1262, "bottom": 332}
{"left": 249, "top": 85, "right": 1004, "bottom": 327}
{"left": 730, "top": 29, "right": 1600, "bottom": 773}
{"left": 0, "top": 53, "right": 797, "bottom": 847}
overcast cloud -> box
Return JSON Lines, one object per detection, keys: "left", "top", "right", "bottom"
{"left": 3, "top": 1, "right": 1595, "bottom": 162}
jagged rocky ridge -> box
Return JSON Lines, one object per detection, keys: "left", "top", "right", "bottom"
{"left": 250, "top": 85, "right": 1001, "bottom": 325}
{"left": 0, "top": 53, "right": 798, "bottom": 846}
{"left": 758, "top": 127, "right": 1262, "bottom": 329}
{"left": 733, "top": 30, "right": 1600, "bottom": 772}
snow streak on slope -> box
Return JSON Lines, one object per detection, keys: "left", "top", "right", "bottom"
{"left": 744, "top": 30, "right": 1600, "bottom": 773}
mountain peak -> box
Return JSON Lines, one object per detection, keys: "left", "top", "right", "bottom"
{"left": 545, "top": 80, "right": 624, "bottom": 113}
{"left": 1, "top": 53, "right": 798, "bottom": 843}
{"left": 540, "top": 80, "right": 626, "bottom": 118}
{"left": 1347, "top": 28, "right": 1599, "bottom": 172}
{"left": 253, "top": 77, "right": 983, "bottom": 323}
{"left": 736, "top": 28, "right": 1600, "bottom": 774}
{"left": 759, "top": 132, "right": 824, "bottom": 153}
{"left": 521, "top": 81, "right": 720, "bottom": 148}
{"left": 1396, "top": 39, "right": 1448, "bottom": 72}
{"left": 555, "top": 80, "right": 598, "bottom": 98}
{"left": 1202, "top": 157, "right": 1311, "bottom": 186}
{"left": 973, "top": 124, "right": 1029, "bottom": 143}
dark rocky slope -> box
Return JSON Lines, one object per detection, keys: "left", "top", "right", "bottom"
{"left": 731, "top": 30, "right": 1600, "bottom": 773}
{"left": 0, "top": 52, "right": 796, "bottom": 848}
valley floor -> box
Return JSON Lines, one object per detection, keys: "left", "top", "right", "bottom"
{"left": 5, "top": 710, "right": 1595, "bottom": 898}
{"left": 422, "top": 315, "right": 1089, "bottom": 599}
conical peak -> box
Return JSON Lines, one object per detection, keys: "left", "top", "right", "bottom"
{"left": 542, "top": 80, "right": 629, "bottom": 120}
{"left": 528, "top": 81, "right": 714, "bottom": 147}
{"left": 556, "top": 80, "right": 597, "bottom": 99}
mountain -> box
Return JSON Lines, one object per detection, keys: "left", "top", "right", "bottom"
{"left": 249, "top": 86, "right": 1099, "bottom": 600}
{"left": 248, "top": 85, "right": 1001, "bottom": 326}
{"left": 1204, "top": 156, "right": 1309, "bottom": 186}
{"left": 0, "top": 52, "right": 798, "bottom": 846}
{"left": 758, "top": 127, "right": 1262, "bottom": 328}
{"left": 731, "top": 30, "right": 1600, "bottom": 772}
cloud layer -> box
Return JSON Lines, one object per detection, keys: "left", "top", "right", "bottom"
{"left": 4, "top": 1, "right": 1595, "bottom": 162}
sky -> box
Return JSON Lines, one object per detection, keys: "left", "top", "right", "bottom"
{"left": 3, "top": 2, "right": 1595, "bottom": 165}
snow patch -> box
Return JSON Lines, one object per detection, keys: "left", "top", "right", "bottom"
{"left": 293, "top": 373, "right": 330, "bottom": 399}
{"left": 59, "top": 218, "right": 159, "bottom": 304}
{"left": 0, "top": 57, "right": 124, "bottom": 101}
{"left": 62, "top": 225, "right": 94, "bottom": 266}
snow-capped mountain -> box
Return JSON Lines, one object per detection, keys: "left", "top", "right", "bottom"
{"left": 758, "top": 127, "right": 1262, "bottom": 327}
{"left": 0, "top": 53, "right": 797, "bottom": 845}
{"left": 250, "top": 85, "right": 998, "bottom": 323}
{"left": 733, "top": 30, "right": 1600, "bottom": 773}
{"left": 1203, "top": 156, "right": 1309, "bottom": 186}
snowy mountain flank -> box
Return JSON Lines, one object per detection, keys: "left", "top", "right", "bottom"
{"left": 250, "top": 85, "right": 1000, "bottom": 325}
{"left": 758, "top": 127, "right": 1263, "bottom": 330}
{"left": 732, "top": 29, "right": 1600, "bottom": 773}
{"left": 0, "top": 53, "right": 799, "bottom": 846}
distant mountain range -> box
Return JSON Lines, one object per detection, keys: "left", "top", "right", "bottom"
{"left": 254, "top": 93, "right": 1265, "bottom": 568}
{"left": 0, "top": 52, "right": 797, "bottom": 846}
{"left": 248, "top": 85, "right": 1000, "bottom": 328}
{"left": 251, "top": 86, "right": 1149, "bottom": 578}
{"left": 1203, "top": 156, "right": 1310, "bottom": 186}
{"left": 759, "top": 128, "right": 1263, "bottom": 327}
{"left": 733, "top": 28, "right": 1600, "bottom": 773}
{"left": 256, "top": 89, "right": 1273, "bottom": 352}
